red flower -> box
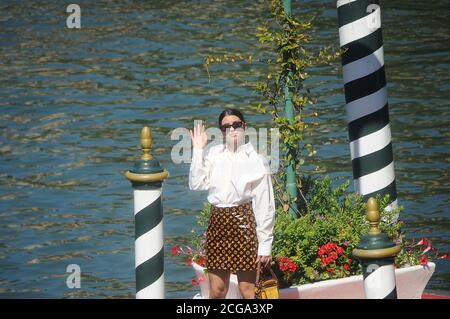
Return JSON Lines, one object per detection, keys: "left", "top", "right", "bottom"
{"left": 416, "top": 238, "right": 432, "bottom": 254}
{"left": 439, "top": 253, "right": 450, "bottom": 260}
{"left": 318, "top": 242, "right": 348, "bottom": 268}
{"left": 186, "top": 258, "right": 193, "bottom": 266}
{"left": 416, "top": 238, "right": 429, "bottom": 247}
{"left": 276, "top": 256, "right": 298, "bottom": 273}
{"left": 171, "top": 245, "right": 180, "bottom": 256}
{"left": 289, "top": 262, "right": 298, "bottom": 273}
{"left": 343, "top": 263, "right": 351, "bottom": 271}
{"left": 196, "top": 256, "right": 206, "bottom": 267}
{"left": 326, "top": 267, "right": 335, "bottom": 274}
{"left": 191, "top": 279, "right": 198, "bottom": 286}
{"left": 419, "top": 255, "right": 429, "bottom": 266}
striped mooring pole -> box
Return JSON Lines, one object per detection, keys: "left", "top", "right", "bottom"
{"left": 336, "top": 0, "right": 397, "bottom": 210}
{"left": 353, "top": 198, "right": 400, "bottom": 299}
{"left": 126, "top": 126, "right": 169, "bottom": 299}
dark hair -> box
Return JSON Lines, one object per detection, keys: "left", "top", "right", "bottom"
{"left": 218, "top": 108, "right": 246, "bottom": 128}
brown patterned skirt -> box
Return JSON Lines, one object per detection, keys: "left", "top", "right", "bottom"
{"left": 206, "top": 201, "right": 258, "bottom": 273}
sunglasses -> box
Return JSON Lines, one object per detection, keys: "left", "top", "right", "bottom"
{"left": 220, "top": 121, "right": 245, "bottom": 132}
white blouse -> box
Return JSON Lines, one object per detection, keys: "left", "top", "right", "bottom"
{"left": 189, "top": 142, "right": 275, "bottom": 256}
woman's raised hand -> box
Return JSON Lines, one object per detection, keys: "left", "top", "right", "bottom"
{"left": 189, "top": 123, "right": 208, "bottom": 149}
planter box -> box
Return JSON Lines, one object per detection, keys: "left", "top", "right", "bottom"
{"left": 192, "top": 262, "right": 435, "bottom": 299}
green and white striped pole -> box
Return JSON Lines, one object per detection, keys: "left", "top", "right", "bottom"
{"left": 336, "top": 0, "right": 397, "bottom": 210}
{"left": 353, "top": 198, "right": 400, "bottom": 299}
{"left": 126, "top": 126, "right": 169, "bottom": 299}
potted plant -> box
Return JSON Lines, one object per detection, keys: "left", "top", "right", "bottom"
{"left": 172, "top": 178, "right": 448, "bottom": 298}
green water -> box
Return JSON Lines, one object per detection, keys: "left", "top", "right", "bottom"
{"left": 0, "top": 0, "right": 448, "bottom": 298}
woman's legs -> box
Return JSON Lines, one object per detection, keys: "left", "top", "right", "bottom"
{"left": 237, "top": 270, "right": 257, "bottom": 299}
{"left": 208, "top": 269, "right": 230, "bottom": 299}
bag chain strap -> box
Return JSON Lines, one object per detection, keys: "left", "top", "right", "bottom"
{"left": 256, "top": 261, "right": 277, "bottom": 287}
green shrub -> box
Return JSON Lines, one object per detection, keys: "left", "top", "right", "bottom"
{"left": 271, "top": 176, "right": 402, "bottom": 287}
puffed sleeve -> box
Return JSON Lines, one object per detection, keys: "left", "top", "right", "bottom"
{"left": 189, "top": 146, "right": 213, "bottom": 191}
{"left": 251, "top": 157, "right": 275, "bottom": 256}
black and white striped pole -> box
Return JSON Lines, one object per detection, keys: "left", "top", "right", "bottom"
{"left": 126, "top": 126, "right": 169, "bottom": 299}
{"left": 336, "top": 0, "right": 397, "bottom": 210}
{"left": 353, "top": 198, "right": 400, "bottom": 299}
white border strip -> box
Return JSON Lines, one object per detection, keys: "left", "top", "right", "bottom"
{"left": 343, "top": 46, "right": 384, "bottom": 84}
{"left": 339, "top": 8, "right": 380, "bottom": 47}
{"left": 350, "top": 124, "right": 391, "bottom": 159}
{"left": 364, "top": 265, "right": 396, "bottom": 299}
{"left": 134, "top": 189, "right": 161, "bottom": 214}
{"left": 136, "top": 273, "right": 165, "bottom": 299}
{"left": 135, "top": 221, "right": 164, "bottom": 267}
{"left": 346, "top": 86, "right": 387, "bottom": 123}
{"left": 385, "top": 199, "right": 398, "bottom": 212}
{"left": 354, "top": 162, "right": 395, "bottom": 196}
{"left": 337, "top": 0, "right": 357, "bottom": 8}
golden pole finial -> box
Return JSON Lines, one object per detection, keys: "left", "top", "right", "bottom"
{"left": 140, "top": 126, "right": 153, "bottom": 160}
{"left": 366, "top": 197, "right": 381, "bottom": 235}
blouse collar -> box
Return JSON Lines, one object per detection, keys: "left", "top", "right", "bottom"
{"left": 223, "top": 142, "right": 254, "bottom": 156}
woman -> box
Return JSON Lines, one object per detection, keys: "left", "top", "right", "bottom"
{"left": 189, "top": 108, "right": 276, "bottom": 299}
